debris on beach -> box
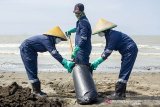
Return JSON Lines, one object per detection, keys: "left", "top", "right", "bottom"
{"left": 0, "top": 82, "right": 64, "bottom": 107}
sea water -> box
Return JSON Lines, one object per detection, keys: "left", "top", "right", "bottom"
{"left": 0, "top": 35, "right": 160, "bottom": 72}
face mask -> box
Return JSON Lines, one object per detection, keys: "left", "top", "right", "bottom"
{"left": 98, "top": 32, "right": 105, "bottom": 37}
{"left": 75, "top": 12, "right": 84, "bottom": 19}
{"left": 75, "top": 13, "right": 81, "bottom": 19}
{"left": 55, "top": 38, "right": 61, "bottom": 44}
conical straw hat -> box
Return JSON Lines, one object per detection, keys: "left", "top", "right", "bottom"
{"left": 44, "top": 26, "right": 67, "bottom": 41}
{"left": 92, "top": 18, "right": 117, "bottom": 35}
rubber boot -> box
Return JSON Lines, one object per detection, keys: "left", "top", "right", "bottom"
{"left": 31, "top": 81, "right": 47, "bottom": 97}
{"left": 107, "top": 82, "right": 126, "bottom": 100}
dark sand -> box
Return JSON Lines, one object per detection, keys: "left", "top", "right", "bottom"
{"left": 0, "top": 72, "right": 160, "bottom": 107}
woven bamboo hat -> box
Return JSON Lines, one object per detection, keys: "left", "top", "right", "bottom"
{"left": 44, "top": 26, "right": 67, "bottom": 41}
{"left": 92, "top": 18, "right": 117, "bottom": 35}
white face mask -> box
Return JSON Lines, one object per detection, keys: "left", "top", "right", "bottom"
{"left": 98, "top": 32, "right": 105, "bottom": 37}
{"left": 55, "top": 38, "right": 61, "bottom": 44}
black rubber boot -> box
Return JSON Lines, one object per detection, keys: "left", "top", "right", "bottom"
{"left": 31, "top": 81, "right": 47, "bottom": 97}
{"left": 107, "top": 82, "right": 126, "bottom": 100}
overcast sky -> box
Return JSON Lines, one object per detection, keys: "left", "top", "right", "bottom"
{"left": 0, "top": 0, "right": 160, "bottom": 36}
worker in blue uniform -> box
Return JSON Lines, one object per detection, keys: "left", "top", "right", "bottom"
{"left": 19, "top": 26, "right": 75, "bottom": 97}
{"left": 65, "top": 3, "right": 92, "bottom": 65}
{"left": 91, "top": 19, "right": 138, "bottom": 100}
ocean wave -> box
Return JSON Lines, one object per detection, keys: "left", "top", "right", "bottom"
{"left": 0, "top": 50, "right": 160, "bottom": 57}
{"left": 138, "top": 45, "right": 160, "bottom": 50}
{"left": 0, "top": 43, "right": 160, "bottom": 50}
{"left": 0, "top": 43, "right": 70, "bottom": 48}
{"left": 0, "top": 44, "right": 20, "bottom": 48}
{"left": 0, "top": 50, "right": 19, "bottom": 55}
{"left": 0, "top": 43, "right": 105, "bottom": 48}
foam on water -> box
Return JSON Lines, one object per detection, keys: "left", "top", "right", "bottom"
{"left": 138, "top": 45, "right": 160, "bottom": 50}
{"left": 0, "top": 50, "right": 160, "bottom": 56}
{"left": 0, "top": 44, "right": 20, "bottom": 48}
{"left": 0, "top": 43, "right": 160, "bottom": 49}
{"left": 0, "top": 36, "right": 159, "bottom": 72}
{"left": 0, "top": 43, "right": 160, "bottom": 56}
{"left": 54, "top": 44, "right": 160, "bottom": 50}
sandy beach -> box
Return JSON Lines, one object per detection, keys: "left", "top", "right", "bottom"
{"left": 0, "top": 71, "right": 160, "bottom": 107}
{"left": 0, "top": 0, "right": 160, "bottom": 106}
{"left": 0, "top": 35, "right": 159, "bottom": 107}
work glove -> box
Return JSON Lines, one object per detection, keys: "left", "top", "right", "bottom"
{"left": 71, "top": 46, "right": 80, "bottom": 59}
{"left": 62, "top": 58, "right": 75, "bottom": 73}
{"left": 65, "top": 28, "right": 76, "bottom": 37}
{"left": 91, "top": 57, "right": 104, "bottom": 70}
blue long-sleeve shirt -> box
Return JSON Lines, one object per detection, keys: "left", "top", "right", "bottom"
{"left": 102, "top": 30, "right": 137, "bottom": 59}
{"left": 75, "top": 16, "right": 92, "bottom": 64}
{"left": 20, "top": 35, "right": 63, "bottom": 63}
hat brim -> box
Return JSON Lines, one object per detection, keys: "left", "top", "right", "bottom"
{"left": 43, "top": 26, "right": 67, "bottom": 41}
{"left": 43, "top": 34, "right": 67, "bottom": 41}
{"left": 92, "top": 25, "right": 117, "bottom": 35}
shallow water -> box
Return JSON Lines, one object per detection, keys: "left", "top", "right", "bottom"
{"left": 0, "top": 35, "right": 160, "bottom": 72}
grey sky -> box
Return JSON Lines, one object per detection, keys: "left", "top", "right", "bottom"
{"left": 0, "top": 0, "right": 160, "bottom": 35}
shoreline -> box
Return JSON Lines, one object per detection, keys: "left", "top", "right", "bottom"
{"left": 0, "top": 72, "right": 160, "bottom": 106}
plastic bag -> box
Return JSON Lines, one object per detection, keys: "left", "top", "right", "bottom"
{"left": 72, "top": 64, "right": 98, "bottom": 104}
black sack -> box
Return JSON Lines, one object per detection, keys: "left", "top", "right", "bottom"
{"left": 72, "top": 64, "right": 98, "bottom": 104}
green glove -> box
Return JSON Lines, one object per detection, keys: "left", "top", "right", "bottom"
{"left": 71, "top": 46, "right": 80, "bottom": 59}
{"left": 91, "top": 57, "right": 104, "bottom": 70}
{"left": 65, "top": 28, "right": 76, "bottom": 37}
{"left": 62, "top": 58, "right": 75, "bottom": 73}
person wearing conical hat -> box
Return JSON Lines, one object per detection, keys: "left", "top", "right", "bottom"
{"left": 19, "top": 26, "right": 75, "bottom": 97}
{"left": 65, "top": 3, "right": 92, "bottom": 65}
{"left": 91, "top": 18, "right": 138, "bottom": 100}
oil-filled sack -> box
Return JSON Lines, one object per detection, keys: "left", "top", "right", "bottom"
{"left": 72, "top": 64, "right": 98, "bottom": 104}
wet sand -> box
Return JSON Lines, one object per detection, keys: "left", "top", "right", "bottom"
{"left": 0, "top": 71, "right": 160, "bottom": 107}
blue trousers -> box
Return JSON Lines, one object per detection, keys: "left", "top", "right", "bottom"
{"left": 119, "top": 44, "right": 138, "bottom": 82}
{"left": 20, "top": 43, "right": 39, "bottom": 83}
